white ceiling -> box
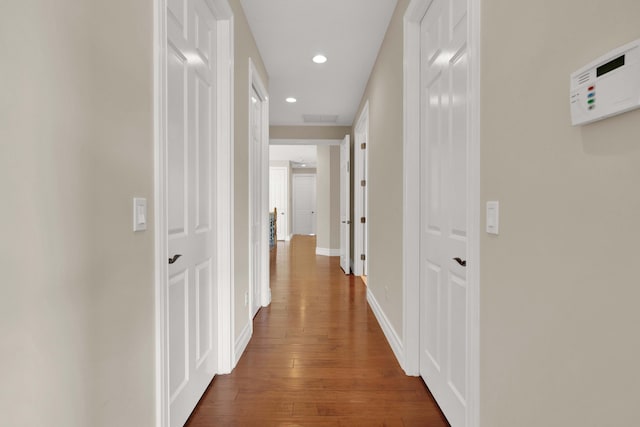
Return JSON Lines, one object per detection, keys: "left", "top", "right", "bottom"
{"left": 240, "top": 0, "right": 397, "bottom": 127}
{"left": 270, "top": 145, "right": 317, "bottom": 168}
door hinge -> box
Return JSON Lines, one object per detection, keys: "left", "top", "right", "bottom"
{"left": 361, "top": 142, "right": 367, "bottom": 150}
{"left": 347, "top": 162, "right": 350, "bottom": 173}
{"left": 360, "top": 254, "right": 366, "bottom": 261}
{"left": 360, "top": 180, "right": 366, "bottom": 187}
{"left": 360, "top": 217, "right": 366, "bottom": 224}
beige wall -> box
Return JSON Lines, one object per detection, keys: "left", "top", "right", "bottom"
{"left": 314, "top": 146, "right": 341, "bottom": 252}
{"left": 0, "top": 1, "right": 155, "bottom": 426}
{"left": 329, "top": 146, "right": 341, "bottom": 250}
{"left": 230, "top": 0, "right": 269, "bottom": 339}
{"left": 270, "top": 125, "right": 350, "bottom": 140}
{"left": 352, "top": 0, "right": 408, "bottom": 334}
{"left": 481, "top": 1, "right": 640, "bottom": 425}
{"left": 316, "top": 146, "right": 332, "bottom": 249}
{"left": 354, "top": 1, "right": 640, "bottom": 425}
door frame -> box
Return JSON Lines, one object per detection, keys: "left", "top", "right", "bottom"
{"left": 403, "top": 0, "right": 480, "bottom": 426}
{"left": 353, "top": 102, "right": 369, "bottom": 277}
{"left": 292, "top": 173, "right": 317, "bottom": 235}
{"left": 153, "top": 0, "right": 235, "bottom": 425}
{"left": 339, "top": 134, "right": 351, "bottom": 274}
{"left": 248, "top": 58, "right": 270, "bottom": 317}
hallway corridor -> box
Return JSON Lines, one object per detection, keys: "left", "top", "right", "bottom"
{"left": 186, "top": 236, "right": 449, "bottom": 426}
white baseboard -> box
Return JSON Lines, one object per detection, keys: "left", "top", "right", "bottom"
{"left": 286, "top": 234, "right": 292, "bottom": 242}
{"left": 367, "top": 288, "right": 404, "bottom": 367}
{"left": 234, "top": 321, "right": 252, "bottom": 367}
{"left": 316, "top": 247, "right": 341, "bottom": 257}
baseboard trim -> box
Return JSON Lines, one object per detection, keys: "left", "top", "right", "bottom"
{"left": 367, "top": 288, "right": 404, "bottom": 368}
{"left": 234, "top": 321, "right": 252, "bottom": 367}
{"left": 316, "top": 247, "right": 341, "bottom": 257}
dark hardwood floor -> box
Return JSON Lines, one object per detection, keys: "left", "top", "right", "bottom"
{"left": 186, "top": 235, "right": 449, "bottom": 426}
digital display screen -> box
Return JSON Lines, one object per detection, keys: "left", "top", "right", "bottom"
{"left": 597, "top": 54, "right": 625, "bottom": 77}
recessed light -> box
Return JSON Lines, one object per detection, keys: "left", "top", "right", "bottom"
{"left": 312, "top": 54, "right": 327, "bottom": 64}
{"left": 286, "top": 97, "right": 297, "bottom": 103}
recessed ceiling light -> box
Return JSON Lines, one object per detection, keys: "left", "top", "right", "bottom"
{"left": 312, "top": 54, "right": 327, "bottom": 64}
{"left": 286, "top": 97, "right": 297, "bottom": 103}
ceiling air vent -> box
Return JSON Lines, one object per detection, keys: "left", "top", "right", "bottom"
{"left": 302, "top": 114, "right": 339, "bottom": 124}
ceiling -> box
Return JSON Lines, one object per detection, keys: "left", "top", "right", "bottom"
{"left": 270, "top": 145, "right": 317, "bottom": 168}
{"left": 240, "top": 0, "right": 398, "bottom": 127}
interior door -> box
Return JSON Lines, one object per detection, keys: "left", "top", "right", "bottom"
{"left": 293, "top": 174, "right": 316, "bottom": 235}
{"left": 340, "top": 135, "right": 351, "bottom": 274}
{"left": 269, "top": 166, "right": 289, "bottom": 240}
{"left": 419, "top": 0, "right": 469, "bottom": 425}
{"left": 166, "top": 0, "right": 218, "bottom": 425}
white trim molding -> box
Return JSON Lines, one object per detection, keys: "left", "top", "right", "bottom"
{"left": 270, "top": 138, "right": 342, "bottom": 146}
{"left": 315, "top": 247, "right": 341, "bottom": 257}
{"left": 403, "top": 1, "right": 481, "bottom": 426}
{"left": 234, "top": 321, "right": 252, "bottom": 366}
{"left": 367, "top": 288, "right": 404, "bottom": 366}
{"left": 215, "top": 6, "right": 235, "bottom": 375}
{"left": 248, "top": 58, "right": 271, "bottom": 312}
{"left": 153, "top": 3, "right": 168, "bottom": 426}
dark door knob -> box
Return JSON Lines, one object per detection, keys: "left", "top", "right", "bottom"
{"left": 168, "top": 254, "right": 182, "bottom": 265}
{"left": 453, "top": 257, "right": 466, "bottom": 267}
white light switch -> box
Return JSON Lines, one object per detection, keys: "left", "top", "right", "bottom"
{"left": 133, "top": 198, "right": 147, "bottom": 232}
{"left": 486, "top": 201, "right": 499, "bottom": 235}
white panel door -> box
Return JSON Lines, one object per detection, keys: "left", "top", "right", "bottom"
{"left": 269, "top": 166, "right": 289, "bottom": 240}
{"left": 292, "top": 174, "right": 316, "bottom": 235}
{"left": 340, "top": 135, "right": 351, "bottom": 274}
{"left": 419, "top": 0, "right": 469, "bottom": 426}
{"left": 166, "top": 0, "right": 218, "bottom": 425}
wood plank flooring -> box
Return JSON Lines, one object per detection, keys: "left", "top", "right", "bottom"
{"left": 186, "top": 235, "right": 449, "bottom": 426}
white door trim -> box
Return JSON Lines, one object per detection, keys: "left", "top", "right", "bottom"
{"left": 403, "top": 1, "right": 481, "bottom": 426}
{"left": 353, "top": 102, "right": 369, "bottom": 277}
{"left": 248, "top": 58, "right": 271, "bottom": 314}
{"left": 339, "top": 134, "right": 351, "bottom": 274}
{"left": 154, "top": 1, "right": 235, "bottom": 425}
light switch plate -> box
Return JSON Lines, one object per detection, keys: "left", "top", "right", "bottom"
{"left": 133, "top": 197, "right": 147, "bottom": 232}
{"left": 486, "top": 201, "right": 499, "bottom": 235}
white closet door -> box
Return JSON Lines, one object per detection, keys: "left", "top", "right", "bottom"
{"left": 419, "top": 0, "right": 469, "bottom": 425}
{"left": 166, "top": 0, "right": 218, "bottom": 425}
{"left": 293, "top": 174, "right": 316, "bottom": 235}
